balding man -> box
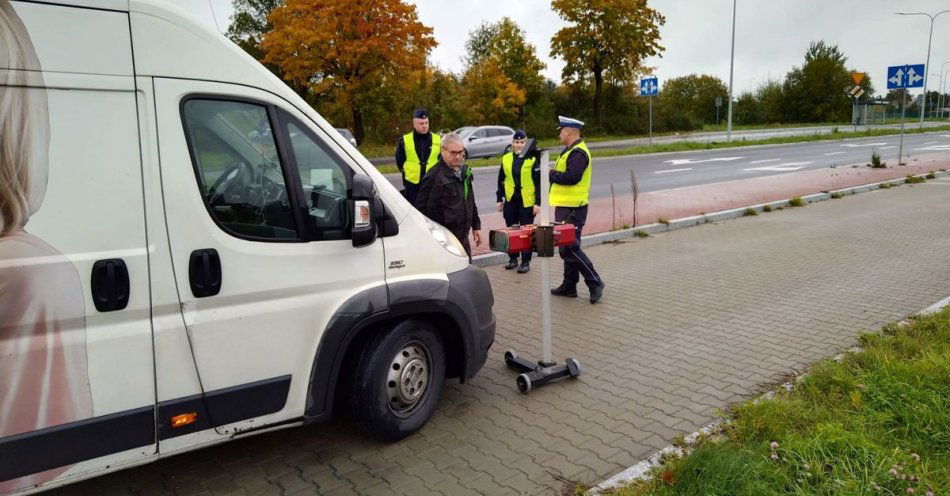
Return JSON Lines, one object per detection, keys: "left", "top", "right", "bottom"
{"left": 414, "top": 133, "right": 482, "bottom": 258}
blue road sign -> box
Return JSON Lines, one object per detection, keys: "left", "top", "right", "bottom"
{"left": 640, "top": 77, "right": 658, "bottom": 96}
{"left": 887, "top": 64, "right": 925, "bottom": 89}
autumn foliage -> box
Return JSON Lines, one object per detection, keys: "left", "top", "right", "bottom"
{"left": 261, "top": 0, "right": 436, "bottom": 143}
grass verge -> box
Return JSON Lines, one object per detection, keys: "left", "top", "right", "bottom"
{"left": 370, "top": 125, "right": 950, "bottom": 174}
{"left": 605, "top": 306, "right": 950, "bottom": 496}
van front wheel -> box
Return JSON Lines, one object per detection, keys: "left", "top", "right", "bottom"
{"left": 350, "top": 320, "right": 445, "bottom": 441}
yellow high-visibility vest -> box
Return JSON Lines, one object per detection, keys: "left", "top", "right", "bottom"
{"left": 402, "top": 132, "right": 441, "bottom": 184}
{"left": 501, "top": 152, "right": 537, "bottom": 205}
{"left": 550, "top": 141, "right": 592, "bottom": 207}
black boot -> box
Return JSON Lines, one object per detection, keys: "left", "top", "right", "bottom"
{"left": 550, "top": 284, "right": 578, "bottom": 297}
{"left": 517, "top": 260, "right": 530, "bottom": 273}
{"left": 589, "top": 282, "right": 606, "bottom": 304}
{"left": 504, "top": 258, "right": 518, "bottom": 270}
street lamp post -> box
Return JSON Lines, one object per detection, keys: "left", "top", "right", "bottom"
{"left": 937, "top": 61, "right": 950, "bottom": 119}
{"left": 895, "top": 10, "right": 949, "bottom": 127}
{"left": 727, "top": 0, "right": 736, "bottom": 141}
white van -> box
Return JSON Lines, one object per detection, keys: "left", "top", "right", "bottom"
{"left": 0, "top": 1, "right": 495, "bottom": 493}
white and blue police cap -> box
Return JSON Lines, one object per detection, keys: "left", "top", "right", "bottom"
{"left": 556, "top": 115, "right": 585, "bottom": 130}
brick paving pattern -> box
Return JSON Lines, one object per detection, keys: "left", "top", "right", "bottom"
{"left": 55, "top": 177, "right": 950, "bottom": 495}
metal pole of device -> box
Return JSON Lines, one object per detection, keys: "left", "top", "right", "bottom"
{"left": 726, "top": 0, "right": 737, "bottom": 142}
{"left": 539, "top": 150, "right": 552, "bottom": 367}
{"left": 648, "top": 95, "right": 653, "bottom": 146}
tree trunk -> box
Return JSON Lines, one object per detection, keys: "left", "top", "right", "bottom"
{"left": 593, "top": 64, "right": 604, "bottom": 131}
{"left": 351, "top": 106, "right": 365, "bottom": 146}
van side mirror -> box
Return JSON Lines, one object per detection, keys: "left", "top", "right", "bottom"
{"left": 350, "top": 174, "right": 377, "bottom": 247}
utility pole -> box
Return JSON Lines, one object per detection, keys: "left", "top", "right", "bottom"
{"left": 726, "top": 0, "right": 736, "bottom": 142}
{"left": 895, "top": 10, "right": 949, "bottom": 127}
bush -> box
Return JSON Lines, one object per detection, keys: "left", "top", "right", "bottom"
{"left": 905, "top": 174, "right": 926, "bottom": 184}
{"left": 742, "top": 208, "right": 758, "bottom": 216}
{"left": 762, "top": 204, "right": 773, "bottom": 212}
{"left": 870, "top": 151, "right": 886, "bottom": 168}
{"left": 926, "top": 171, "right": 936, "bottom": 179}
{"left": 830, "top": 192, "right": 843, "bottom": 199}
{"left": 788, "top": 196, "right": 805, "bottom": 207}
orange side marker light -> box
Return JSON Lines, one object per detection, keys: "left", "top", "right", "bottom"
{"left": 171, "top": 412, "right": 198, "bottom": 428}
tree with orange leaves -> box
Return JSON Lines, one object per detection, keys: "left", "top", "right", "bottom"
{"left": 261, "top": 0, "right": 436, "bottom": 144}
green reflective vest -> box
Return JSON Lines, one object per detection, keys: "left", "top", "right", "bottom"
{"left": 402, "top": 132, "right": 441, "bottom": 184}
{"left": 501, "top": 152, "right": 537, "bottom": 205}
{"left": 550, "top": 141, "right": 592, "bottom": 207}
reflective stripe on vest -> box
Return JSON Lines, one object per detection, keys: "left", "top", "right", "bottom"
{"left": 550, "top": 141, "right": 592, "bottom": 207}
{"left": 501, "top": 152, "right": 537, "bottom": 204}
{"left": 402, "top": 132, "right": 441, "bottom": 184}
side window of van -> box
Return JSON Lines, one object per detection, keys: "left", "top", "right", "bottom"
{"left": 182, "top": 99, "right": 298, "bottom": 240}
{"left": 279, "top": 112, "right": 352, "bottom": 241}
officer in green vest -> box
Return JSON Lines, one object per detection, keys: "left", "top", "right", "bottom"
{"left": 395, "top": 108, "right": 441, "bottom": 205}
{"left": 495, "top": 129, "right": 540, "bottom": 273}
{"left": 550, "top": 116, "right": 605, "bottom": 303}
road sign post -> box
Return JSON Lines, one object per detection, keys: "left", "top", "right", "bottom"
{"left": 887, "top": 64, "right": 925, "bottom": 165}
{"left": 715, "top": 96, "right": 722, "bottom": 125}
{"left": 640, "top": 77, "right": 658, "bottom": 145}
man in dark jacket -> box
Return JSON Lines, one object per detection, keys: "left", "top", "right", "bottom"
{"left": 414, "top": 133, "right": 482, "bottom": 258}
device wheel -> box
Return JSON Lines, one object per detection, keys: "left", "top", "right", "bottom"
{"left": 516, "top": 373, "right": 532, "bottom": 394}
{"left": 349, "top": 320, "right": 445, "bottom": 441}
{"left": 504, "top": 349, "right": 519, "bottom": 362}
{"left": 566, "top": 358, "right": 582, "bottom": 378}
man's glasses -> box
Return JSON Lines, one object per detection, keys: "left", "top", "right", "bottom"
{"left": 445, "top": 148, "right": 465, "bottom": 157}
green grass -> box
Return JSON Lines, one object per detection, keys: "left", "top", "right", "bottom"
{"left": 926, "top": 172, "right": 937, "bottom": 180}
{"left": 879, "top": 182, "right": 893, "bottom": 189}
{"left": 742, "top": 208, "right": 758, "bottom": 217}
{"left": 634, "top": 230, "right": 651, "bottom": 238}
{"left": 905, "top": 175, "right": 927, "bottom": 184}
{"left": 788, "top": 196, "right": 805, "bottom": 207}
{"left": 608, "top": 306, "right": 950, "bottom": 496}
{"left": 762, "top": 204, "right": 773, "bottom": 212}
{"left": 831, "top": 192, "right": 844, "bottom": 199}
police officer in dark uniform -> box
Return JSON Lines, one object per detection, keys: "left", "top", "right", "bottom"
{"left": 549, "top": 116, "right": 605, "bottom": 303}
{"left": 495, "top": 129, "right": 540, "bottom": 273}
{"left": 394, "top": 108, "right": 441, "bottom": 205}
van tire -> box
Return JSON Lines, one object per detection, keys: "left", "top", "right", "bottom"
{"left": 349, "top": 320, "right": 445, "bottom": 441}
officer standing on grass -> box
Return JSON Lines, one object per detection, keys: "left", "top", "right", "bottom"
{"left": 394, "top": 108, "right": 441, "bottom": 205}
{"left": 496, "top": 129, "right": 541, "bottom": 273}
{"left": 549, "top": 116, "right": 605, "bottom": 303}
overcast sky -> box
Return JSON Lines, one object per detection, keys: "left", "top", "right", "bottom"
{"left": 195, "top": 0, "right": 950, "bottom": 97}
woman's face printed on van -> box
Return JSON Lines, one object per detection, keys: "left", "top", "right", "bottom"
{"left": 0, "top": 1, "right": 50, "bottom": 236}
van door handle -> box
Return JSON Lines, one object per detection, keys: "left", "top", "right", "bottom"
{"left": 91, "top": 259, "right": 130, "bottom": 312}
{"left": 189, "top": 249, "right": 221, "bottom": 298}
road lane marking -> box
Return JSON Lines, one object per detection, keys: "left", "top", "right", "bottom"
{"left": 879, "top": 146, "right": 896, "bottom": 150}
{"left": 749, "top": 158, "right": 781, "bottom": 164}
{"left": 744, "top": 161, "right": 813, "bottom": 172}
{"left": 914, "top": 145, "right": 950, "bottom": 151}
{"left": 655, "top": 168, "right": 693, "bottom": 174}
{"left": 665, "top": 156, "right": 744, "bottom": 166}
{"left": 841, "top": 142, "right": 887, "bottom": 147}
{"left": 924, "top": 141, "right": 938, "bottom": 145}
{"left": 824, "top": 151, "right": 847, "bottom": 156}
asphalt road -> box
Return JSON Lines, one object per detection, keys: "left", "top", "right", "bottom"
{"left": 385, "top": 130, "right": 950, "bottom": 214}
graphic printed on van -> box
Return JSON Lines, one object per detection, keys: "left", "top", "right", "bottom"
{"left": 0, "top": 3, "right": 93, "bottom": 492}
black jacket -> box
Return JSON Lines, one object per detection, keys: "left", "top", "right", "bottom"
{"left": 415, "top": 159, "right": 481, "bottom": 243}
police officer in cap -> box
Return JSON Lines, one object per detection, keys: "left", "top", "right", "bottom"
{"left": 549, "top": 116, "right": 605, "bottom": 303}
{"left": 395, "top": 108, "right": 441, "bottom": 205}
{"left": 496, "top": 129, "right": 540, "bottom": 273}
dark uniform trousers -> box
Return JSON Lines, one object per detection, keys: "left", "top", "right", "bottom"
{"left": 502, "top": 192, "right": 534, "bottom": 263}
{"left": 554, "top": 205, "right": 602, "bottom": 290}
{"left": 403, "top": 180, "right": 421, "bottom": 206}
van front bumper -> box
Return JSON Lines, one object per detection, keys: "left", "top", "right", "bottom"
{"left": 446, "top": 265, "right": 496, "bottom": 381}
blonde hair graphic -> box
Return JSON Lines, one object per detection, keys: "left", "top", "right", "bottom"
{"left": 0, "top": 1, "right": 49, "bottom": 237}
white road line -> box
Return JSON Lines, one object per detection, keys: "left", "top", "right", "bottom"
{"left": 823, "top": 151, "right": 846, "bottom": 156}
{"left": 744, "top": 161, "right": 813, "bottom": 172}
{"left": 879, "top": 146, "right": 896, "bottom": 150}
{"left": 924, "top": 141, "right": 938, "bottom": 145}
{"left": 915, "top": 145, "right": 950, "bottom": 151}
{"left": 655, "top": 168, "right": 693, "bottom": 174}
{"left": 749, "top": 158, "right": 781, "bottom": 164}
{"left": 665, "top": 156, "right": 744, "bottom": 166}
{"left": 841, "top": 142, "right": 887, "bottom": 147}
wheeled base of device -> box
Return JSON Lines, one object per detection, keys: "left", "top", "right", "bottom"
{"left": 504, "top": 349, "right": 581, "bottom": 394}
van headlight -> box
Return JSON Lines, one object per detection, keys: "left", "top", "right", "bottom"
{"left": 425, "top": 218, "right": 467, "bottom": 258}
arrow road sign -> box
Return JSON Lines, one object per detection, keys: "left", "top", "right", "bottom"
{"left": 887, "top": 64, "right": 925, "bottom": 89}
{"left": 640, "top": 77, "right": 659, "bottom": 96}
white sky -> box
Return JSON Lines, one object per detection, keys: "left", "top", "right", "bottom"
{"left": 190, "top": 0, "right": 950, "bottom": 97}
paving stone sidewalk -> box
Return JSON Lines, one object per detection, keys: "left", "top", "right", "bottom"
{"left": 57, "top": 177, "right": 950, "bottom": 496}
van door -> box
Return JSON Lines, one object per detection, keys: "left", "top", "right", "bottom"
{"left": 0, "top": 1, "right": 155, "bottom": 491}
{"left": 152, "top": 78, "right": 386, "bottom": 434}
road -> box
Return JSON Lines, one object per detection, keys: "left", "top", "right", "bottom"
{"left": 384, "top": 130, "right": 950, "bottom": 214}
{"left": 367, "top": 121, "right": 947, "bottom": 164}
